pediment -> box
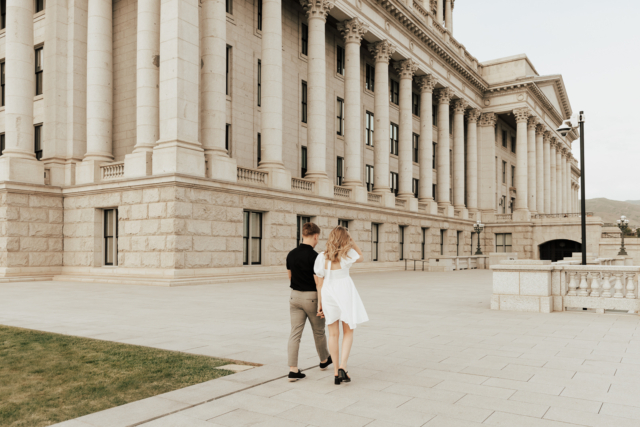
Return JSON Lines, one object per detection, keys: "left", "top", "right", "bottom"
{"left": 533, "top": 75, "right": 572, "bottom": 120}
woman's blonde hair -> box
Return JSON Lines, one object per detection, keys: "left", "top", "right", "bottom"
{"left": 325, "top": 226, "right": 353, "bottom": 262}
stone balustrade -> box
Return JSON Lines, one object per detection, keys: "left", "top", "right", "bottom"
{"left": 367, "top": 193, "right": 382, "bottom": 204}
{"left": 395, "top": 198, "right": 407, "bottom": 208}
{"left": 532, "top": 212, "right": 594, "bottom": 219}
{"left": 237, "top": 167, "right": 268, "bottom": 185}
{"left": 101, "top": 162, "right": 125, "bottom": 181}
{"left": 334, "top": 186, "right": 352, "bottom": 200}
{"left": 292, "top": 178, "right": 314, "bottom": 193}
{"left": 495, "top": 214, "right": 512, "bottom": 221}
{"left": 429, "top": 256, "right": 488, "bottom": 272}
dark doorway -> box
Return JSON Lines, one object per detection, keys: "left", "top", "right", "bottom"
{"left": 539, "top": 240, "right": 582, "bottom": 262}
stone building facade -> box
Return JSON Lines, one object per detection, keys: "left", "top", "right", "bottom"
{"left": 0, "top": 0, "right": 594, "bottom": 285}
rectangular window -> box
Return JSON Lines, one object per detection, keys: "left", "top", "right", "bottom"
{"left": 413, "top": 133, "right": 419, "bottom": 163}
{"left": 502, "top": 161, "right": 506, "bottom": 183}
{"left": 412, "top": 93, "right": 420, "bottom": 116}
{"left": 301, "top": 23, "right": 308, "bottom": 56}
{"left": 0, "top": 133, "right": 4, "bottom": 156}
{"left": 225, "top": 124, "right": 230, "bottom": 152}
{"left": 226, "top": 46, "right": 231, "bottom": 95}
{"left": 502, "top": 195, "right": 506, "bottom": 214}
{"left": 440, "top": 229, "right": 445, "bottom": 255}
{"left": 338, "top": 219, "right": 349, "bottom": 229}
{"left": 257, "top": 0, "right": 262, "bottom": 31}
{"left": 301, "top": 81, "right": 307, "bottom": 123}
{"left": 1, "top": 62, "right": 4, "bottom": 107}
{"left": 336, "top": 45, "right": 345, "bottom": 75}
{"left": 104, "top": 209, "right": 118, "bottom": 266}
{"left": 421, "top": 228, "right": 428, "bottom": 260}
{"left": 511, "top": 165, "right": 515, "bottom": 187}
{"left": 390, "top": 79, "right": 399, "bottom": 105}
{"left": 496, "top": 233, "right": 513, "bottom": 253}
{"left": 432, "top": 104, "right": 437, "bottom": 126}
{"left": 226, "top": 0, "right": 232, "bottom": 14}
{"left": 399, "top": 226, "right": 405, "bottom": 261}
{"left": 457, "top": 231, "right": 462, "bottom": 256}
{"left": 257, "top": 133, "right": 261, "bottom": 165}
{"left": 365, "top": 164, "right": 374, "bottom": 192}
{"left": 433, "top": 184, "right": 436, "bottom": 201}
{"left": 35, "top": 47, "right": 44, "bottom": 96}
{"left": 390, "top": 172, "right": 398, "bottom": 196}
{"left": 243, "top": 211, "right": 262, "bottom": 265}
{"left": 511, "top": 136, "right": 516, "bottom": 153}
{"left": 301, "top": 146, "right": 307, "bottom": 178}
{"left": 34, "top": 124, "right": 43, "bottom": 160}
{"left": 390, "top": 123, "right": 399, "bottom": 155}
{"left": 371, "top": 223, "right": 379, "bottom": 262}
{"left": 502, "top": 130, "right": 507, "bottom": 148}
{"left": 365, "top": 64, "right": 375, "bottom": 91}
{"left": 257, "top": 60, "right": 261, "bottom": 106}
{"left": 412, "top": 178, "right": 419, "bottom": 199}
{"left": 36, "top": 0, "right": 45, "bottom": 13}
{"left": 336, "top": 98, "right": 344, "bottom": 136}
{"left": 1, "top": 0, "right": 5, "bottom": 30}
{"left": 336, "top": 156, "right": 344, "bottom": 186}
{"left": 510, "top": 197, "right": 515, "bottom": 213}
{"left": 365, "top": 111, "right": 374, "bottom": 146}
{"left": 297, "top": 216, "right": 310, "bottom": 246}
{"left": 432, "top": 142, "right": 437, "bottom": 169}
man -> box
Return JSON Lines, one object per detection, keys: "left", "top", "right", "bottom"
{"left": 286, "top": 222, "right": 332, "bottom": 381}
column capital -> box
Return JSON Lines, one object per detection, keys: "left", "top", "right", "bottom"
{"left": 527, "top": 116, "right": 539, "bottom": 130}
{"left": 466, "top": 108, "right": 481, "bottom": 123}
{"left": 368, "top": 40, "right": 396, "bottom": 64}
{"left": 535, "top": 123, "right": 546, "bottom": 135}
{"left": 550, "top": 137, "right": 558, "bottom": 148}
{"left": 338, "top": 17, "right": 368, "bottom": 44}
{"left": 453, "top": 98, "right": 468, "bottom": 114}
{"left": 478, "top": 112, "right": 497, "bottom": 127}
{"left": 416, "top": 74, "right": 438, "bottom": 93}
{"left": 543, "top": 130, "right": 552, "bottom": 142}
{"left": 436, "top": 87, "right": 455, "bottom": 105}
{"left": 513, "top": 107, "right": 531, "bottom": 123}
{"left": 394, "top": 58, "right": 418, "bottom": 79}
{"left": 300, "top": 0, "right": 334, "bottom": 20}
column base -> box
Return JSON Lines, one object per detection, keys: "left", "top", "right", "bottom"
{"left": 206, "top": 153, "right": 238, "bottom": 183}
{"left": 457, "top": 208, "right": 469, "bottom": 220}
{"left": 0, "top": 156, "right": 45, "bottom": 185}
{"left": 469, "top": 209, "right": 481, "bottom": 222}
{"left": 513, "top": 209, "right": 531, "bottom": 222}
{"left": 75, "top": 160, "right": 105, "bottom": 185}
{"left": 124, "top": 151, "right": 153, "bottom": 178}
{"left": 344, "top": 185, "right": 367, "bottom": 203}
{"left": 375, "top": 191, "right": 397, "bottom": 208}
{"left": 312, "top": 177, "right": 334, "bottom": 198}
{"left": 43, "top": 161, "right": 66, "bottom": 186}
{"left": 419, "top": 199, "right": 439, "bottom": 215}
{"left": 399, "top": 195, "right": 418, "bottom": 212}
{"left": 438, "top": 203, "right": 454, "bottom": 217}
{"left": 260, "top": 167, "right": 292, "bottom": 191}
{"left": 152, "top": 140, "right": 205, "bottom": 177}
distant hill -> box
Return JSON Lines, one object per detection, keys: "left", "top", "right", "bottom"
{"left": 585, "top": 198, "right": 640, "bottom": 225}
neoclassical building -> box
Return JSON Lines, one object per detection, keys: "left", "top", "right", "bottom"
{"left": 0, "top": 0, "right": 597, "bottom": 285}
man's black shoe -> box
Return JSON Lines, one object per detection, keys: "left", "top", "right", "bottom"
{"left": 319, "top": 356, "right": 333, "bottom": 370}
{"left": 288, "top": 370, "right": 306, "bottom": 382}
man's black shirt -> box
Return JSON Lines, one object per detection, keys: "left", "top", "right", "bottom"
{"left": 286, "top": 243, "right": 319, "bottom": 292}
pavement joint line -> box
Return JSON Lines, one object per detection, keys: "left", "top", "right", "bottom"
{"left": 127, "top": 364, "right": 320, "bottom": 427}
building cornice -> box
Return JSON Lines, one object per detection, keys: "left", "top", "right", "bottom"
{"left": 485, "top": 80, "right": 564, "bottom": 127}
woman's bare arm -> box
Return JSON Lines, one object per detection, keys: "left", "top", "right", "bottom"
{"left": 315, "top": 275, "right": 325, "bottom": 317}
{"left": 351, "top": 238, "right": 364, "bottom": 263}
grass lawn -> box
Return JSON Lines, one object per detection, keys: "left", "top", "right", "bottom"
{"left": 0, "top": 325, "right": 239, "bottom": 427}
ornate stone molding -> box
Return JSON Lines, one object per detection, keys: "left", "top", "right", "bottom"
{"left": 513, "top": 108, "right": 531, "bottom": 123}
{"left": 550, "top": 136, "right": 558, "bottom": 147}
{"left": 368, "top": 40, "right": 396, "bottom": 64}
{"left": 416, "top": 74, "right": 438, "bottom": 93}
{"left": 338, "top": 17, "right": 368, "bottom": 44}
{"left": 466, "top": 109, "right": 481, "bottom": 123}
{"left": 528, "top": 116, "right": 539, "bottom": 130}
{"left": 436, "top": 87, "right": 455, "bottom": 105}
{"left": 543, "top": 130, "right": 552, "bottom": 142}
{"left": 478, "top": 112, "right": 497, "bottom": 128}
{"left": 536, "top": 124, "right": 546, "bottom": 135}
{"left": 453, "top": 98, "right": 468, "bottom": 114}
{"left": 394, "top": 58, "right": 419, "bottom": 79}
{"left": 300, "top": 0, "right": 333, "bottom": 20}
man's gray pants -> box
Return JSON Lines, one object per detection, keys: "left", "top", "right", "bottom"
{"left": 288, "top": 289, "right": 330, "bottom": 367}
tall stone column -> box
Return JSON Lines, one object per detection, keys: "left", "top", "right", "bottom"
{"left": 535, "top": 124, "right": 545, "bottom": 214}
{"left": 452, "top": 98, "right": 467, "bottom": 211}
{"left": 436, "top": 88, "right": 454, "bottom": 213}
{"left": 549, "top": 139, "right": 557, "bottom": 214}
{"left": 564, "top": 151, "right": 571, "bottom": 213}
{"left": 556, "top": 145, "right": 563, "bottom": 213}
{"left": 0, "top": 0, "right": 44, "bottom": 184}
{"left": 125, "top": 0, "right": 161, "bottom": 178}
{"left": 513, "top": 108, "right": 530, "bottom": 220}
{"left": 152, "top": 0, "right": 206, "bottom": 177}
{"left": 368, "top": 41, "right": 395, "bottom": 207}
{"left": 259, "top": 0, "right": 291, "bottom": 189}
{"left": 445, "top": 0, "right": 453, "bottom": 33}
{"left": 543, "top": 131, "right": 552, "bottom": 214}
{"left": 436, "top": 0, "right": 444, "bottom": 24}
{"left": 478, "top": 113, "right": 497, "bottom": 219}
{"left": 527, "top": 117, "right": 537, "bottom": 214}
{"left": 76, "top": 0, "right": 115, "bottom": 184}
{"left": 466, "top": 109, "right": 481, "bottom": 217}
{"left": 301, "top": 0, "right": 333, "bottom": 195}
{"left": 396, "top": 59, "right": 418, "bottom": 205}
{"left": 416, "top": 75, "right": 437, "bottom": 209}
{"left": 338, "top": 18, "right": 368, "bottom": 202}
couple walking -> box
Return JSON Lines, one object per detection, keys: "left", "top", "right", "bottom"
{"left": 286, "top": 223, "right": 368, "bottom": 385}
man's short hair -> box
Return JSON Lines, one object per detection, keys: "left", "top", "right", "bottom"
{"left": 302, "top": 222, "right": 321, "bottom": 237}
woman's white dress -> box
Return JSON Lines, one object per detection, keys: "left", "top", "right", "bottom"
{"left": 314, "top": 249, "right": 369, "bottom": 329}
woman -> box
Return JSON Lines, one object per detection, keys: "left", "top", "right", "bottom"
{"left": 314, "top": 226, "right": 368, "bottom": 384}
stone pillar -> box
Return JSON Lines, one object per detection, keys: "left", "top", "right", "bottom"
{"left": 77, "top": 0, "right": 114, "bottom": 183}
{"left": 368, "top": 41, "right": 396, "bottom": 207}
{"left": 395, "top": 58, "right": 418, "bottom": 205}
{"left": 543, "top": 131, "right": 552, "bottom": 214}
{"left": 152, "top": 0, "right": 206, "bottom": 177}
{"left": 416, "top": 75, "right": 437, "bottom": 209}
{"left": 301, "top": 0, "right": 333, "bottom": 196}
{"left": 564, "top": 150, "right": 571, "bottom": 213}
{"left": 338, "top": 18, "right": 368, "bottom": 202}
{"left": 535, "top": 124, "right": 545, "bottom": 214}
{"left": 0, "top": 0, "right": 45, "bottom": 184}
{"left": 452, "top": 98, "right": 467, "bottom": 211}
{"left": 445, "top": 0, "right": 453, "bottom": 33}
{"left": 436, "top": 88, "right": 454, "bottom": 213}
{"left": 466, "top": 109, "right": 481, "bottom": 217}
{"left": 513, "top": 108, "right": 530, "bottom": 220}
{"left": 556, "top": 145, "right": 563, "bottom": 213}
{"left": 549, "top": 138, "right": 557, "bottom": 214}
{"left": 436, "top": 0, "right": 444, "bottom": 24}
{"left": 124, "top": 0, "right": 161, "bottom": 178}
{"left": 527, "top": 117, "right": 537, "bottom": 214}
{"left": 478, "top": 113, "right": 497, "bottom": 218}
{"left": 259, "top": 0, "right": 291, "bottom": 189}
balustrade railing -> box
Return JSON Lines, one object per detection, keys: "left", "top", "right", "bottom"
{"left": 532, "top": 212, "right": 593, "bottom": 219}
{"left": 367, "top": 193, "right": 381, "bottom": 204}
{"left": 334, "top": 186, "right": 352, "bottom": 200}
{"left": 495, "top": 214, "right": 512, "bottom": 221}
{"left": 237, "top": 167, "right": 267, "bottom": 185}
{"left": 565, "top": 268, "right": 639, "bottom": 300}
{"left": 395, "top": 198, "right": 407, "bottom": 208}
{"left": 292, "top": 177, "right": 314, "bottom": 193}
{"left": 101, "top": 162, "right": 125, "bottom": 181}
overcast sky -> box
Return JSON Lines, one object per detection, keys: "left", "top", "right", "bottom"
{"left": 455, "top": 0, "right": 640, "bottom": 202}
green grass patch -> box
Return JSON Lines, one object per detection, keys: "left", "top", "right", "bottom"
{"left": 0, "top": 325, "right": 237, "bottom": 427}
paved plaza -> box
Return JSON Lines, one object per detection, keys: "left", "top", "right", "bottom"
{"left": 3, "top": 270, "right": 640, "bottom": 427}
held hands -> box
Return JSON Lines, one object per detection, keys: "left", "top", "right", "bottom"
{"left": 317, "top": 305, "right": 325, "bottom": 318}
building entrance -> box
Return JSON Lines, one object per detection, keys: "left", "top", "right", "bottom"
{"left": 539, "top": 240, "right": 582, "bottom": 263}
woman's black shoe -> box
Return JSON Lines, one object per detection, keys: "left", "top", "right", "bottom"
{"left": 334, "top": 375, "right": 341, "bottom": 385}
{"left": 338, "top": 369, "right": 351, "bottom": 383}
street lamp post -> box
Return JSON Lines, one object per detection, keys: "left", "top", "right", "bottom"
{"left": 617, "top": 215, "right": 629, "bottom": 256}
{"left": 474, "top": 220, "right": 485, "bottom": 255}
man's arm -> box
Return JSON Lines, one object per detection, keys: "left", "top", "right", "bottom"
{"left": 288, "top": 270, "right": 292, "bottom": 280}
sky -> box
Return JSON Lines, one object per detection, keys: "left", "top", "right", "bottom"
{"left": 455, "top": 0, "right": 640, "bottom": 202}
